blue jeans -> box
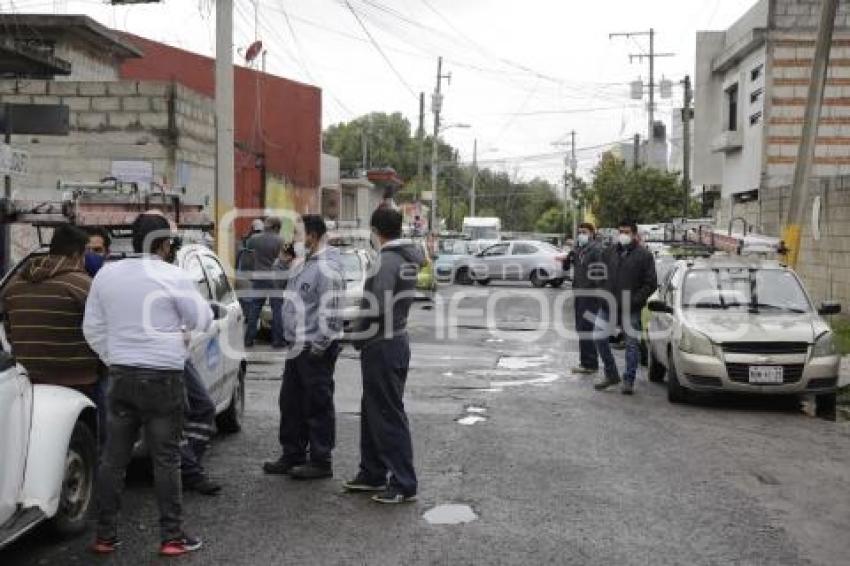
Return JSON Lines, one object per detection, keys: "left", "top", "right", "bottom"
{"left": 593, "top": 307, "right": 619, "bottom": 381}
{"left": 244, "top": 279, "right": 283, "bottom": 346}
{"left": 622, "top": 309, "right": 642, "bottom": 383}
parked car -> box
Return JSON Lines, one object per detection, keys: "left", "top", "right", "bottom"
{"left": 434, "top": 239, "right": 491, "bottom": 283}
{"left": 646, "top": 257, "right": 841, "bottom": 413}
{"left": 0, "top": 350, "right": 98, "bottom": 549}
{"left": 454, "top": 240, "right": 569, "bottom": 288}
{"left": 0, "top": 242, "right": 247, "bottom": 548}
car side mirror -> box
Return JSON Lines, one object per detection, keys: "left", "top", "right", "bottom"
{"left": 647, "top": 299, "right": 674, "bottom": 314}
{"left": 818, "top": 301, "right": 841, "bottom": 316}
{"left": 210, "top": 302, "right": 227, "bottom": 320}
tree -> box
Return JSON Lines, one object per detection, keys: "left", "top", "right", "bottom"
{"left": 586, "top": 153, "right": 697, "bottom": 228}
{"left": 535, "top": 206, "right": 572, "bottom": 236}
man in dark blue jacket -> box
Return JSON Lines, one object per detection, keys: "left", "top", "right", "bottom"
{"left": 593, "top": 219, "right": 657, "bottom": 395}
{"left": 343, "top": 208, "right": 425, "bottom": 504}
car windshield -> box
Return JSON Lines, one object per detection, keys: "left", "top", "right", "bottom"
{"left": 340, "top": 254, "right": 364, "bottom": 282}
{"left": 681, "top": 268, "right": 811, "bottom": 313}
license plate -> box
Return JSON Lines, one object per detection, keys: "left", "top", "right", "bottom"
{"left": 748, "top": 365, "right": 784, "bottom": 384}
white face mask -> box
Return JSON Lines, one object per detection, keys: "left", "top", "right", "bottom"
{"left": 576, "top": 233, "right": 590, "bottom": 247}
{"left": 293, "top": 241, "right": 307, "bottom": 258}
{"left": 617, "top": 234, "right": 633, "bottom": 247}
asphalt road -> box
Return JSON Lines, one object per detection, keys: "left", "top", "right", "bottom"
{"left": 5, "top": 283, "right": 850, "bottom": 565}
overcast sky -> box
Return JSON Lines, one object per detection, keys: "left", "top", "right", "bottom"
{"left": 15, "top": 0, "right": 756, "bottom": 186}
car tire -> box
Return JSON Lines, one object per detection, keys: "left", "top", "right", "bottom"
{"left": 666, "top": 350, "right": 690, "bottom": 404}
{"left": 530, "top": 270, "right": 547, "bottom": 288}
{"left": 217, "top": 365, "right": 246, "bottom": 434}
{"left": 51, "top": 421, "right": 96, "bottom": 537}
{"left": 648, "top": 349, "right": 666, "bottom": 382}
{"left": 476, "top": 278, "right": 491, "bottom": 286}
{"left": 455, "top": 268, "right": 473, "bottom": 286}
{"left": 549, "top": 278, "right": 565, "bottom": 288}
{"left": 815, "top": 392, "right": 837, "bottom": 419}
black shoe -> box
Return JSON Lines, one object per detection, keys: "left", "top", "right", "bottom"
{"left": 343, "top": 473, "right": 387, "bottom": 493}
{"left": 262, "top": 457, "right": 305, "bottom": 475}
{"left": 372, "top": 487, "right": 417, "bottom": 504}
{"left": 594, "top": 375, "right": 621, "bottom": 391}
{"left": 289, "top": 462, "right": 333, "bottom": 480}
{"left": 184, "top": 476, "right": 222, "bottom": 496}
{"left": 621, "top": 381, "right": 635, "bottom": 395}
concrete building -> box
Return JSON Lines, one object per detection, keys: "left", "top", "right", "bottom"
{"left": 694, "top": 0, "right": 850, "bottom": 304}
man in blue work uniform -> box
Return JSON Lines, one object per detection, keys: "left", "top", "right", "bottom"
{"left": 343, "top": 207, "right": 425, "bottom": 504}
{"left": 263, "top": 215, "right": 344, "bottom": 479}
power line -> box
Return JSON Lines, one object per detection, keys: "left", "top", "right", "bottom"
{"left": 342, "top": 0, "right": 419, "bottom": 99}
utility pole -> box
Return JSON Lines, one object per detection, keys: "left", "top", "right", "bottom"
{"left": 633, "top": 133, "right": 640, "bottom": 169}
{"left": 470, "top": 138, "right": 477, "bottom": 217}
{"left": 416, "top": 92, "right": 425, "bottom": 183}
{"left": 784, "top": 0, "right": 839, "bottom": 269}
{"left": 682, "top": 74, "right": 693, "bottom": 219}
{"left": 215, "top": 0, "right": 234, "bottom": 262}
{"left": 570, "top": 130, "right": 578, "bottom": 241}
{"left": 610, "top": 28, "right": 674, "bottom": 140}
{"left": 430, "top": 56, "right": 450, "bottom": 233}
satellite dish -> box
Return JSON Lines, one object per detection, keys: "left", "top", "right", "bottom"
{"left": 245, "top": 40, "right": 263, "bottom": 63}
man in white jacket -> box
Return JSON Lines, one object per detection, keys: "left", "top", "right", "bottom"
{"left": 83, "top": 214, "right": 213, "bottom": 557}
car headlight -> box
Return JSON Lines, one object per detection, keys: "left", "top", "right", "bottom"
{"left": 812, "top": 332, "right": 837, "bottom": 357}
{"left": 679, "top": 326, "right": 715, "bottom": 356}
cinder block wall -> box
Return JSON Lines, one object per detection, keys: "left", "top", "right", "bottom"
{"left": 0, "top": 79, "right": 216, "bottom": 258}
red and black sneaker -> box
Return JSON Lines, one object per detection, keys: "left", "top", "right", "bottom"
{"left": 91, "top": 536, "right": 122, "bottom": 554}
{"left": 159, "top": 534, "right": 203, "bottom": 557}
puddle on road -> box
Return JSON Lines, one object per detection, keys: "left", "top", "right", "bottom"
{"left": 457, "top": 415, "right": 487, "bottom": 425}
{"left": 423, "top": 504, "right": 479, "bottom": 525}
{"left": 496, "top": 356, "right": 549, "bottom": 370}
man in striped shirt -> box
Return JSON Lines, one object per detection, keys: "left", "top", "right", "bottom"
{"left": 0, "top": 224, "right": 99, "bottom": 393}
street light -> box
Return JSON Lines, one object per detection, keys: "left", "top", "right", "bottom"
{"left": 431, "top": 122, "right": 470, "bottom": 233}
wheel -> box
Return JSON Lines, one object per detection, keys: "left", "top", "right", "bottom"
{"left": 529, "top": 270, "right": 547, "bottom": 288}
{"left": 815, "top": 392, "right": 837, "bottom": 419}
{"left": 666, "top": 350, "right": 690, "bottom": 404}
{"left": 51, "top": 421, "right": 96, "bottom": 536}
{"left": 217, "top": 365, "right": 246, "bottom": 434}
{"left": 648, "top": 349, "right": 666, "bottom": 382}
{"left": 476, "top": 278, "right": 491, "bottom": 286}
{"left": 455, "top": 267, "right": 473, "bottom": 286}
{"left": 549, "top": 278, "right": 565, "bottom": 288}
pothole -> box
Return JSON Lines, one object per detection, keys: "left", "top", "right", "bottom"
{"left": 423, "top": 503, "right": 479, "bottom": 525}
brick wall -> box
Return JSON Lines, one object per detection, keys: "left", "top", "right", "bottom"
{"left": 0, "top": 79, "right": 216, "bottom": 258}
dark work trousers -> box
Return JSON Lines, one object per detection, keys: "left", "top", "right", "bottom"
{"left": 359, "top": 335, "right": 417, "bottom": 496}
{"left": 244, "top": 279, "right": 284, "bottom": 347}
{"left": 180, "top": 360, "right": 216, "bottom": 482}
{"left": 574, "top": 295, "right": 600, "bottom": 371}
{"left": 278, "top": 343, "right": 340, "bottom": 466}
{"left": 96, "top": 366, "right": 184, "bottom": 542}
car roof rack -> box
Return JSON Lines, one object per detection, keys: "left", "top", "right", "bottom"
{"left": 0, "top": 178, "right": 213, "bottom": 235}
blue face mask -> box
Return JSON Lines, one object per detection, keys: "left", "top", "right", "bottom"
{"left": 84, "top": 252, "right": 105, "bottom": 277}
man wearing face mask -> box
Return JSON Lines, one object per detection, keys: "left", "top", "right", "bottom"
{"left": 593, "top": 219, "right": 657, "bottom": 395}
{"left": 263, "top": 215, "right": 344, "bottom": 479}
{"left": 570, "top": 223, "right": 605, "bottom": 376}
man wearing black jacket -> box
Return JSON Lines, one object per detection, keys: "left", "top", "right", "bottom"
{"left": 594, "top": 219, "right": 657, "bottom": 395}
{"left": 343, "top": 208, "right": 425, "bottom": 504}
{"left": 570, "top": 222, "right": 607, "bottom": 375}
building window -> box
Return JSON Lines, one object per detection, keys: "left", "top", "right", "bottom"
{"left": 726, "top": 83, "right": 739, "bottom": 132}
{"left": 751, "top": 64, "right": 764, "bottom": 82}
{"left": 750, "top": 87, "right": 764, "bottom": 104}
{"left": 750, "top": 111, "right": 763, "bottom": 126}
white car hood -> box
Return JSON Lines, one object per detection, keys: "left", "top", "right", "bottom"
{"left": 683, "top": 310, "right": 827, "bottom": 344}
